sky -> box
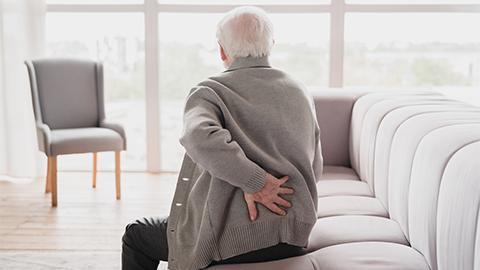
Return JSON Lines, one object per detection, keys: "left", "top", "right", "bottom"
{"left": 345, "top": 13, "right": 480, "bottom": 49}
{"left": 46, "top": 11, "right": 480, "bottom": 53}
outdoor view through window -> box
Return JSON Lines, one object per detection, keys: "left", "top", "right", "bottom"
{"left": 158, "top": 13, "right": 330, "bottom": 170}
{"left": 344, "top": 13, "right": 479, "bottom": 87}
{"left": 45, "top": 3, "right": 480, "bottom": 172}
{"left": 46, "top": 13, "right": 147, "bottom": 171}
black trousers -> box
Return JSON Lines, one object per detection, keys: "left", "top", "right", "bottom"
{"left": 121, "top": 216, "right": 306, "bottom": 270}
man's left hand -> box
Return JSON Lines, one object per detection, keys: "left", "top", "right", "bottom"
{"left": 243, "top": 173, "right": 294, "bottom": 221}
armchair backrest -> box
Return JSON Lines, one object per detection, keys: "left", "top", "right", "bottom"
{"left": 25, "top": 58, "right": 104, "bottom": 130}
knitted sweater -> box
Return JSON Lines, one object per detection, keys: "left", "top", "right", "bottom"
{"left": 167, "top": 56, "right": 323, "bottom": 270}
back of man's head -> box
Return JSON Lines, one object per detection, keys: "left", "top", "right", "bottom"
{"left": 216, "top": 6, "right": 274, "bottom": 61}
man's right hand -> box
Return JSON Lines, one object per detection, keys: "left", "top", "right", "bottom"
{"left": 243, "top": 173, "right": 294, "bottom": 221}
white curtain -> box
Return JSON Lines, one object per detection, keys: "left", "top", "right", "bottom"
{"left": 0, "top": 0, "right": 46, "bottom": 179}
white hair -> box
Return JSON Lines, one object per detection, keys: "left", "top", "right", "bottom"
{"left": 216, "top": 6, "right": 274, "bottom": 60}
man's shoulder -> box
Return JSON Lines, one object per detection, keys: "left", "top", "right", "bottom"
{"left": 191, "top": 65, "right": 310, "bottom": 102}
{"left": 207, "top": 66, "right": 299, "bottom": 85}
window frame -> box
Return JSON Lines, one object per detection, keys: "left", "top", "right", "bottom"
{"left": 46, "top": 0, "right": 480, "bottom": 172}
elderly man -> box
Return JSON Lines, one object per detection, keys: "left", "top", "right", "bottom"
{"left": 122, "top": 6, "right": 323, "bottom": 270}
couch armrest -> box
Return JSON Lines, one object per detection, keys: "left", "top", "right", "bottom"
{"left": 311, "top": 90, "right": 355, "bottom": 167}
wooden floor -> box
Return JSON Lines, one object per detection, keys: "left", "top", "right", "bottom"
{"left": 0, "top": 171, "right": 178, "bottom": 252}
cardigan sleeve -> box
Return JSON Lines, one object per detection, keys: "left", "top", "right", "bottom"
{"left": 179, "top": 87, "right": 267, "bottom": 194}
{"left": 313, "top": 124, "right": 323, "bottom": 182}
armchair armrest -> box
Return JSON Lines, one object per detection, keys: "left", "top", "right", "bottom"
{"left": 36, "top": 122, "right": 52, "bottom": 156}
{"left": 100, "top": 119, "right": 127, "bottom": 150}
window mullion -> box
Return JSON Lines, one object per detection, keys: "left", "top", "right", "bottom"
{"left": 329, "top": 0, "right": 345, "bottom": 88}
{"left": 145, "top": 0, "right": 161, "bottom": 173}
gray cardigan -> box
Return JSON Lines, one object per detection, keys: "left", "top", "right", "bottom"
{"left": 167, "top": 56, "right": 323, "bottom": 270}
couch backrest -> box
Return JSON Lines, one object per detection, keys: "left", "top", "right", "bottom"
{"left": 348, "top": 90, "right": 440, "bottom": 184}
{"left": 435, "top": 141, "right": 480, "bottom": 270}
{"left": 342, "top": 88, "right": 480, "bottom": 270}
{"left": 311, "top": 89, "right": 359, "bottom": 167}
{"left": 407, "top": 123, "right": 480, "bottom": 270}
{"left": 372, "top": 103, "right": 473, "bottom": 210}
{"left": 311, "top": 87, "right": 441, "bottom": 170}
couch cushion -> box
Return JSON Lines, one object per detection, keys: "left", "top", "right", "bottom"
{"left": 317, "top": 166, "right": 368, "bottom": 198}
{"left": 307, "top": 216, "right": 409, "bottom": 252}
{"left": 308, "top": 242, "right": 431, "bottom": 270}
{"left": 206, "top": 253, "right": 317, "bottom": 270}
{"left": 317, "top": 180, "right": 372, "bottom": 197}
{"left": 317, "top": 196, "right": 388, "bottom": 218}
{"left": 319, "top": 165, "right": 359, "bottom": 181}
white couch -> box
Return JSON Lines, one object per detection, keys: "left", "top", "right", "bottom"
{"left": 209, "top": 88, "right": 480, "bottom": 270}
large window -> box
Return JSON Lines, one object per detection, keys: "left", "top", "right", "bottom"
{"left": 344, "top": 13, "right": 480, "bottom": 87}
{"left": 46, "top": 13, "right": 146, "bottom": 171}
{"left": 45, "top": 0, "right": 480, "bottom": 172}
{"left": 158, "top": 12, "right": 330, "bottom": 170}
{"left": 270, "top": 14, "right": 330, "bottom": 89}
{"left": 158, "top": 13, "right": 223, "bottom": 171}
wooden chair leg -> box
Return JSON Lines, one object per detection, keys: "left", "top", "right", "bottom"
{"left": 49, "top": 156, "right": 58, "bottom": 207}
{"left": 46, "top": 157, "right": 51, "bottom": 193}
{"left": 115, "top": 151, "right": 121, "bottom": 200}
{"left": 93, "top": 153, "right": 97, "bottom": 188}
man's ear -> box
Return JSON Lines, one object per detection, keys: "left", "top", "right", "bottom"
{"left": 218, "top": 42, "right": 228, "bottom": 61}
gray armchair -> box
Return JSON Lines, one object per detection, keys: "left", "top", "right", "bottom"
{"left": 25, "top": 58, "right": 126, "bottom": 206}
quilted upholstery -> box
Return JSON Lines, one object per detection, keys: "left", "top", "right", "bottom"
{"left": 206, "top": 88, "right": 480, "bottom": 270}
